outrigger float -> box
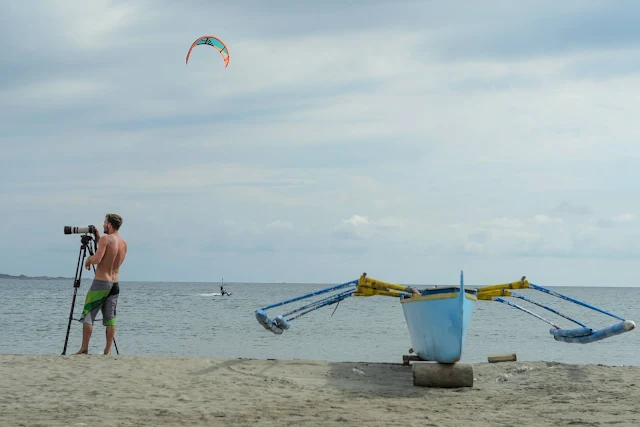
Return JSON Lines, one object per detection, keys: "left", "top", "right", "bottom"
{"left": 255, "top": 272, "right": 636, "bottom": 388}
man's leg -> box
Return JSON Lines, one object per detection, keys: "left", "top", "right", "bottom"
{"left": 76, "top": 322, "right": 93, "bottom": 354}
{"left": 76, "top": 279, "right": 113, "bottom": 354}
{"left": 103, "top": 282, "right": 119, "bottom": 355}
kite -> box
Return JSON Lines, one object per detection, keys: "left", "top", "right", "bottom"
{"left": 185, "top": 36, "right": 230, "bottom": 68}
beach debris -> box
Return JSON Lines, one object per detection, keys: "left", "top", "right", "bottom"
{"left": 496, "top": 364, "right": 534, "bottom": 382}
{"left": 496, "top": 373, "right": 513, "bottom": 382}
{"left": 352, "top": 367, "right": 366, "bottom": 376}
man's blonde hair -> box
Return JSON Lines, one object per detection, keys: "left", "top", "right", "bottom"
{"left": 105, "top": 213, "right": 123, "bottom": 230}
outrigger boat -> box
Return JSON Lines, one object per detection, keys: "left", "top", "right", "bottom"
{"left": 400, "top": 272, "right": 476, "bottom": 363}
{"left": 255, "top": 272, "right": 636, "bottom": 366}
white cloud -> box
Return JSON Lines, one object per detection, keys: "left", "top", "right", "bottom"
{"left": 612, "top": 213, "right": 636, "bottom": 223}
{"left": 266, "top": 220, "right": 293, "bottom": 230}
{"left": 2, "top": 1, "right": 640, "bottom": 284}
{"left": 532, "top": 215, "right": 563, "bottom": 225}
{"left": 487, "top": 217, "right": 524, "bottom": 229}
{"left": 343, "top": 215, "right": 369, "bottom": 226}
{"left": 374, "top": 217, "right": 405, "bottom": 229}
{"left": 45, "top": 0, "right": 141, "bottom": 50}
{"left": 2, "top": 78, "right": 109, "bottom": 108}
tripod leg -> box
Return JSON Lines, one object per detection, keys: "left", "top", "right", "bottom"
{"left": 62, "top": 243, "right": 87, "bottom": 355}
{"left": 111, "top": 287, "right": 120, "bottom": 355}
{"left": 112, "top": 293, "right": 119, "bottom": 355}
{"left": 62, "top": 287, "right": 79, "bottom": 355}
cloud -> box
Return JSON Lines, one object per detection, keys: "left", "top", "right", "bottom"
{"left": 2, "top": 1, "right": 640, "bottom": 285}
{"left": 343, "top": 215, "right": 369, "bottom": 226}
{"left": 266, "top": 220, "right": 293, "bottom": 230}
{"left": 533, "top": 215, "right": 563, "bottom": 225}
{"left": 332, "top": 214, "right": 405, "bottom": 245}
{"left": 597, "top": 213, "right": 637, "bottom": 228}
{"left": 612, "top": 213, "right": 636, "bottom": 223}
{"left": 554, "top": 202, "right": 592, "bottom": 216}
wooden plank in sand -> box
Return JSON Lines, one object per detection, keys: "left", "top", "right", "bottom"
{"left": 487, "top": 353, "right": 517, "bottom": 363}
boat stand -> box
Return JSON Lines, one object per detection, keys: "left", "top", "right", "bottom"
{"left": 402, "top": 354, "right": 426, "bottom": 365}
{"left": 403, "top": 349, "right": 474, "bottom": 388}
{"left": 412, "top": 362, "right": 475, "bottom": 388}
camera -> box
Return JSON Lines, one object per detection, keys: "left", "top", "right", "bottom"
{"left": 63, "top": 225, "right": 95, "bottom": 235}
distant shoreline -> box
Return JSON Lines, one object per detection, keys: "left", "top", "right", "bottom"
{"left": 0, "top": 273, "right": 73, "bottom": 280}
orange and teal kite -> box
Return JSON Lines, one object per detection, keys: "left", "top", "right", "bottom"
{"left": 185, "top": 36, "right": 230, "bottom": 68}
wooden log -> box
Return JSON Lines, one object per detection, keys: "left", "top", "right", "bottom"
{"left": 487, "top": 353, "right": 517, "bottom": 363}
{"left": 412, "top": 362, "right": 474, "bottom": 388}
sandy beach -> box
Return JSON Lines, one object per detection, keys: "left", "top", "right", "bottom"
{"left": 1, "top": 355, "right": 639, "bottom": 427}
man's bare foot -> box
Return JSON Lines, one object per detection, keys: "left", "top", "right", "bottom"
{"left": 75, "top": 349, "right": 88, "bottom": 355}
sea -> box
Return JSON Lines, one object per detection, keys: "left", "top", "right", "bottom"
{"left": 1, "top": 278, "right": 639, "bottom": 366}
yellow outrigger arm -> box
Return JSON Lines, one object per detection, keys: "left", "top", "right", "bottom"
{"left": 354, "top": 273, "right": 417, "bottom": 297}
{"left": 477, "top": 276, "right": 530, "bottom": 300}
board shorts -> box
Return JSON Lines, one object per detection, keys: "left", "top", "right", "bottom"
{"left": 81, "top": 279, "right": 119, "bottom": 327}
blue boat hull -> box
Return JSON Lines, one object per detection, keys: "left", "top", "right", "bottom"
{"left": 400, "top": 274, "right": 477, "bottom": 363}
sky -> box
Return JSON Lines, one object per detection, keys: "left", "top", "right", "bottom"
{"left": 1, "top": 0, "right": 640, "bottom": 286}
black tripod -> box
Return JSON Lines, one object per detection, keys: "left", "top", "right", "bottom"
{"left": 61, "top": 233, "right": 119, "bottom": 355}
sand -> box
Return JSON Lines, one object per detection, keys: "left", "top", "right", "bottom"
{"left": 1, "top": 355, "right": 639, "bottom": 427}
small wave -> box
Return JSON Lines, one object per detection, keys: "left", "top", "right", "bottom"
{"left": 199, "top": 293, "right": 222, "bottom": 296}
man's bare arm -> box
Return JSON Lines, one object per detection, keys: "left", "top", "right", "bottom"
{"left": 87, "top": 235, "right": 111, "bottom": 266}
{"left": 122, "top": 240, "right": 128, "bottom": 264}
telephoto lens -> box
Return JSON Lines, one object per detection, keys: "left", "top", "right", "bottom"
{"left": 63, "top": 225, "right": 95, "bottom": 235}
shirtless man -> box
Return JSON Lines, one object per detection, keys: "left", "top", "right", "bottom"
{"left": 75, "top": 213, "right": 127, "bottom": 355}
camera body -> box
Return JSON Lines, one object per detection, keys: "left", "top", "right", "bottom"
{"left": 64, "top": 225, "right": 95, "bottom": 235}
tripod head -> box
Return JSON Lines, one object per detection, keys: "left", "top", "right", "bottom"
{"left": 71, "top": 234, "right": 96, "bottom": 288}
{"left": 80, "top": 234, "right": 95, "bottom": 247}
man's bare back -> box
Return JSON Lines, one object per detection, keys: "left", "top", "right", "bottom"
{"left": 91, "top": 235, "right": 127, "bottom": 282}
{"left": 85, "top": 215, "right": 127, "bottom": 282}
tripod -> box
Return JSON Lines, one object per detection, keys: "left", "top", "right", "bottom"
{"left": 61, "top": 233, "right": 119, "bottom": 355}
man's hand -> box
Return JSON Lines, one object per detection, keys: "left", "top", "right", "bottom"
{"left": 92, "top": 226, "right": 100, "bottom": 240}
{"left": 85, "top": 256, "right": 92, "bottom": 270}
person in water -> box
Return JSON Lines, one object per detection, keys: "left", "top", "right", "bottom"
{"left": 220, "top": 284, "right": 229, "bottom": 296}
{"left": 76, "top": 213, "right": 127, "bottom": 355}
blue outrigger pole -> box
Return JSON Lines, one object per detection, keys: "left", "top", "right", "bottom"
{"left": 477, "top": 277, "right": 636, "bottom": 344}
{"left": 255, "top": 280, "right": 358, "bottom": 334}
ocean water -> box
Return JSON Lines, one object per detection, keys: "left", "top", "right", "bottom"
{"left": 1, "top": 278, "right": 639, "bottom": 366}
